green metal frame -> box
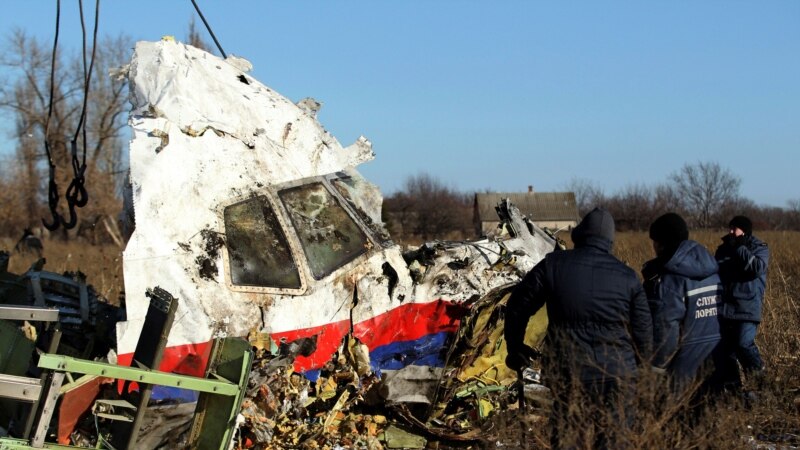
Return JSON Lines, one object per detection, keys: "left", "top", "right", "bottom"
{"left": 37, "top": 354, "right": 240, "bottom": 396}
{"left": 188, "top": 337, "right": 254, "bottom": 449}
{"left": 0, "top": 437, "right": 82, "bottom": 449}
{"left": 3, "top": 283, "right": 252, "bottom": 450}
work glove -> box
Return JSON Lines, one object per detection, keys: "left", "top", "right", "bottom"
{"left": 722, "top": 234, "right": 736, "bottom": 247}
{"left": 723, "top": 234, "right": 748, "bottom": 248}
{"left": 505, "top": 344, "right": 540, "bottom": 372}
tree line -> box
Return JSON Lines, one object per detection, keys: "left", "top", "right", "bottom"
{"left": 566, "top": 161, "right": 800, "bottom": 232}
{"left": 383, "top": 163, "right": 800, "bottom": 244}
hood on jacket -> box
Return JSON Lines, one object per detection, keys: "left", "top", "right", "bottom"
{"left": 663, "top": 240, "right": 718, "bottom": 280}
{"left": 571, "top": 207, "right": 614, "bottom": 251}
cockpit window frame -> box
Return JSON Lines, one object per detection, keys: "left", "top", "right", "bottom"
{"left": 220, "top": 174, "right": 383, "bottom": 294}
{"left": 326, "top": 172, "right": 394, "bottom": 248}
{"left": 220, "top": 190, "right": 309, "bottom": 296}
{"left": 278, "top": 181, "right": 371, "bottom": 280}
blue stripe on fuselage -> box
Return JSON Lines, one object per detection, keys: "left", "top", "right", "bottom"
{"left": 369, "top": 331, "right": 453, "bottom": 371}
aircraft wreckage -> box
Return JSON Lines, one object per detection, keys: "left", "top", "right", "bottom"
{"left": 1, "top": 39, "right": 558, "bottom": 448}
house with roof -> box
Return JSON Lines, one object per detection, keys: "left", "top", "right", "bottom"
{"left": 474, "top": 187, "right": 579, "bottom": 236}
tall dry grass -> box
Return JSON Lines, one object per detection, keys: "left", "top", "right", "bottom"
{"left": 0, "top": 236, "right": 124, "bottom": 305}
{"left": 2, "top": 231, "right": 798, "bottom": 448}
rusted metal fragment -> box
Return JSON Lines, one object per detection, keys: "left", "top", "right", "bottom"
{"left": 57, "top": 376, "right": 109, "bottom": 444}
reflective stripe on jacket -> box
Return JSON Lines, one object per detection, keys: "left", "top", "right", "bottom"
{"left": 643, "top": 240, "right": 722, "bottom": 381}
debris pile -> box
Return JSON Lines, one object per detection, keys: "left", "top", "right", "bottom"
{"left": 231, "top": 284, "right": 552, "bottom": 449}
{"left": 237, "top": 337, "right": 389, "bottom": 449}
{"left": 420, "top": 287, "right": 550, "bottom": 442}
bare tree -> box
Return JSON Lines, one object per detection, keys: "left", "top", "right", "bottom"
{"left": 755, "top": 205, "right": 790, "bottom": 231}
{"left": 383, "top": 173, "right": 472, "bottom": 242}
{"left": 186, "top": 17, "right": 212, "bottom": 52}
{"left": 716, "top": 196, "right": 757, "bottom": 228}
{"left": 0, "top": 29, "right": 132, "bottom": 238}
{"left": 651, "top": 183, "right": 683, "bottom": 216}
{"left": 0, "top": 31, "right": 72, "bottom": 233}
{"left": 669, "top": 161, "right": 741, "bottom": 228}
{"left": 564, "top": 177, "right": 606, "bottom": 217}
{"left": 607, "top": 183, "right": 655, "bottom": 231}
{"left": 787, "top": 199, "right": 800, "bottom": 230}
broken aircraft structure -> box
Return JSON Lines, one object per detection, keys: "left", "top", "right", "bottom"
{"left": 117, "top": 38, "right": 557, "bottom": 407}
{"left": 1, "top": 38, "right": 558, "bottom": 448}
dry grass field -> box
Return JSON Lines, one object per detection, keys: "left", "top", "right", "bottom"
{"left": 0, "top": 236, "right": 125, "bottom": 305}
{"left": 1, "top": 230, "right": 798, "bottom": 449}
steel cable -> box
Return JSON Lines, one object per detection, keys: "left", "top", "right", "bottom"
{"left": 190, "top": 0, "right": 227, "bottom": 58}
{"left": 42, "top": 0, "right": 62, "bottom": 231}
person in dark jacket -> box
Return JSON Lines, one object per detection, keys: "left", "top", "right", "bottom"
{"left": 505, "top": 207, "right": 653, "bottom": 449}
{"left": 715, "top": 215, "right": 769, "bottom": 389}
{"left": 642, "top": 213, "right": 723, "bottom": 393}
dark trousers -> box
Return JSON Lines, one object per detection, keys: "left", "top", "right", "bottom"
{"left": 720, "top": 319, "right": 764, "bottom": 388}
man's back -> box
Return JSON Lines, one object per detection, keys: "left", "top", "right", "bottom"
{"left": 542, "top": 240, "right": 652, "bottom": 382}
{"left": 504, "top": 207, "right": 653, "bottom": 450}
{"left": 715, "top": 233, "right": 769, "bottom": 322}
{"left": 505, "top": 207, "right": 652, "bottom": 384}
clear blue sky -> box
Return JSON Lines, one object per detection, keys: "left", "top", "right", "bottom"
{"left": 2, "top": 1, "right": 798, "bottom": 207}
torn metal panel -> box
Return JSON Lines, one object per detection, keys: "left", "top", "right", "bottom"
{"left": 56, "top": 375, "right": 108, "bottom": 445}
{"left": 119, "top": 40, "right": 378, "bottom": 372}
{"left": 117, "top": 39, "right": 557, "bottom": 419}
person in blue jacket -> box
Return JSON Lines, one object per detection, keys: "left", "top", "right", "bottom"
{"left": 505, "top": 207, "right": 653, "bottom": 449}
{"left": 715, "top": 215, "right": 769, "bottom": 389}
{"left": 642, "top": 213, "right": 723, "bottom": 393}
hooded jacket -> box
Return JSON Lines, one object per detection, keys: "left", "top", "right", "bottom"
{"left": 505, "top": 209, "right": 653, "bottom": 383}
{"left": 642, "top": 240, "right": 722, "bottom": 381}
{"left": 715, "top": 234, "right": 769, "bottom": 322}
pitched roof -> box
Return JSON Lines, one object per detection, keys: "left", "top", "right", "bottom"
{"left": 475, "top": 192, "right": 579, "bottom": 222}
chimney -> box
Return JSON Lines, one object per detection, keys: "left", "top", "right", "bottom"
{"left": 528, "top": 185, "right": 534, "bottom": 194}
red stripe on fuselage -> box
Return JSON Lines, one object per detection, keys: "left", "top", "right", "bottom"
{"left": 117, "top": 299, "right": 469, "bottom": 377}
{"left": 270, "top": 319, "right": 351, "bottom": 372}
{"left": 354, "top": 299, "right": 467, "bottom": 350}
{"left": 117, "top": 341, "right": 212, "bottom": 377}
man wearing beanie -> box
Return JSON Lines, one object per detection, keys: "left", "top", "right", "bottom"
{"left": 642, "top": 213, "right": 723, "bottom": 393}
{"left": 715, "top": 215, "right": 769, "bottom": 390}
{"left": 505, "top": 207, "right": 653, "bottom": 449}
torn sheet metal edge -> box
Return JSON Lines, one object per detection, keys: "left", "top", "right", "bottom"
{"left": 116, "top": 40, "right": 555, "bottom": 407}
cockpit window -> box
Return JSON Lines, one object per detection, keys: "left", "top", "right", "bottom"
{"left": 331, "top": 177, "right": 393, "bottom": 245}
{"left": 279, "top": 182, "right": 369, "bottom": 279}
{"left": 224, "top": 196, "right": 301, "bottom": 289}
